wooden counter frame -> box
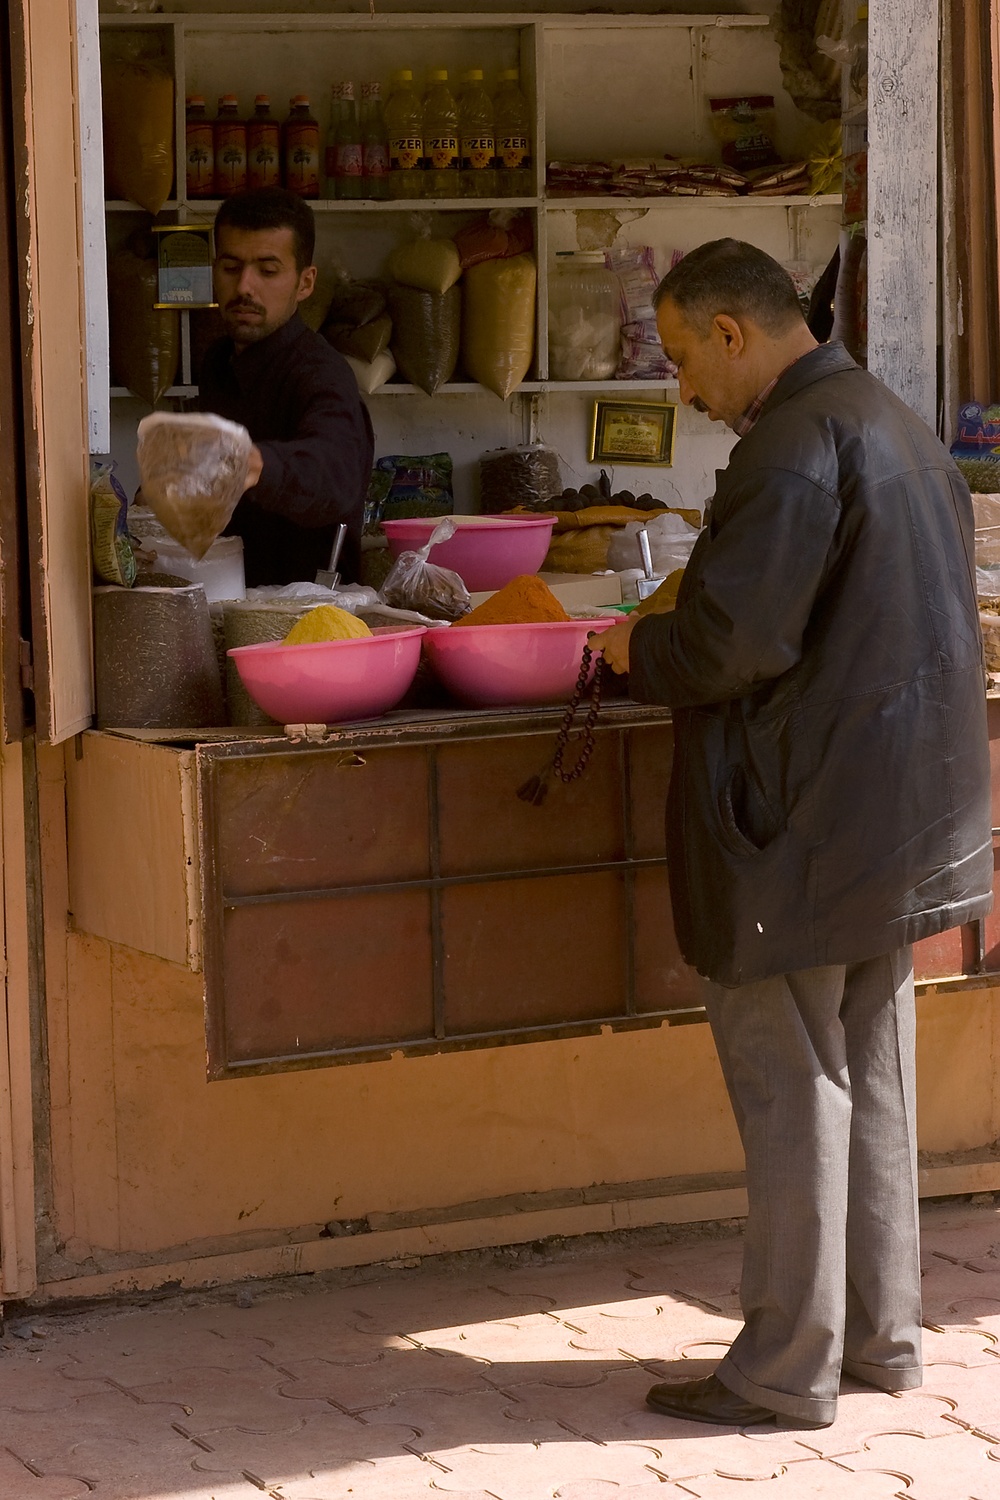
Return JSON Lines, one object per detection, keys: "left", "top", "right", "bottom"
{"left": 64, "top": 694, "right": 1000, "bottom": 1088}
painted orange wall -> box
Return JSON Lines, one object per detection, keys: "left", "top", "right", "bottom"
{"left": 40, "top": 930, "right": 1000, "bottom": 1269}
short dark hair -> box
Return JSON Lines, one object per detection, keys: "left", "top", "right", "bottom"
{"left": 214, "top": 188, "right": 316, "bottom": 271}
{"left": 653, "top": 239, "right": 804, "bottom": 337}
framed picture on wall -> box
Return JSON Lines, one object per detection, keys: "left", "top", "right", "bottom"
{"left": 590, "top": 401, "right": 677, "bottom": 466}
{"left": 152, "top": 225, "right": 217, "bottom": 309}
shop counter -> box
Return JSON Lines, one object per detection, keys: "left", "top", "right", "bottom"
{"left": 65, "top": 697, "right": 1000, "bottom": 1083}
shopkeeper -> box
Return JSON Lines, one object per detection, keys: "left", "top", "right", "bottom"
{"left": 197, "top": 188, "right": 373, "bottom": 586}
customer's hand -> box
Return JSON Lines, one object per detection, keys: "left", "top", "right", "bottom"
{"left": 591, "top": 616, "right": 639, "bottom": 675}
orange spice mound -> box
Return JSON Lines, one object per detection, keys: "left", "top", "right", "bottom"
{"left": 452, "top": 574, "right": 571, "bottom": 627}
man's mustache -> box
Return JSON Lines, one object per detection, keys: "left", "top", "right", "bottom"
{"left": 226, "top": 296, "right": 266, "bottom": 315}
{"left": 692, "top": 396, "right": 709, "bottom": 414}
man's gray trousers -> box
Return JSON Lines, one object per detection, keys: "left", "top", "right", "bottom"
{"left": 703, "top": 949, "right": 924, "bottom": 1425}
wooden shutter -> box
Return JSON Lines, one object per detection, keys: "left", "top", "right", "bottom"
{"left": 8, "top": 0, "right": 95, "bottom": 744}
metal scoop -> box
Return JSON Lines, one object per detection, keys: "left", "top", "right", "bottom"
{"left": 315, "top": 523, "right": 348, "bottom": 588}
{"left": 635, "top": 525, "right": 666, "bottom": 600}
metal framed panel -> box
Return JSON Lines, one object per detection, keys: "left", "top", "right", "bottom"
{"left": 198, "top": 707, "right": 693, "bottom": 1080}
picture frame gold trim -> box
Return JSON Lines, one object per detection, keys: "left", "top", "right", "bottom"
{"left": 152, "top": 224, "right": 218, "bottom": 310}
{"left": 589, "top": 400, "right": 677, "bottom": 466}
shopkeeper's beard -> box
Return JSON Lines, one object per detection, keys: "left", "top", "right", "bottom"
{"left": 223, "top": 295, "right": 276, "bottom": 345}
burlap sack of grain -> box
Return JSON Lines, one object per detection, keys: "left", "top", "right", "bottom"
{"left": 94, "top": 580, "right": 224, "bottom": 729}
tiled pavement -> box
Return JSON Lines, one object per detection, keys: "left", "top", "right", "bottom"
{"left": 1, "top": 1200, "right": 999, "bottom": 1500}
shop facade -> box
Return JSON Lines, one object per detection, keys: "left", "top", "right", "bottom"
{"left": 1, "top": 0, "right": 999, "bottom": 1305}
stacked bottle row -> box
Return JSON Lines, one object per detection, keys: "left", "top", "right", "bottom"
{"left": 185, "top": 70, "right": 533, "bottom": 203}
{"left": 379, "top": 67, "right": 532, "bottom": 200}
{"left": 186, "top": 94, "right": 323, "bottom": 198}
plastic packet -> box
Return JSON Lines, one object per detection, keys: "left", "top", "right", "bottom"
{"left": 380, "top": 517, "right": 471, "bottom": 621}
{"left": 90, "top": 460, "right": 136, "bottom": 587}
{"left": 604, "top": 245, "right": 676, "bottom": 380}
{"left": 327, "top": 312, "right": 392, "bottom": 364}
{"left": 388, "top": 216, "right": 462, "bottom": 295}
{"left": 137, "top": 412, "right": 252, "bottom": 559}
{"left": 462, "top": 253, "right": 536, "bottom": 400}
{"left": 709, "top": 96, "right": 780, "bottom": 172}
{"left": 367, "top": 453, "right": 454, "bottom": 529}
{"left": 101, "top": 33, "right": 174, "bottom": 212}
{"left": 344, "top": 349, "right": 396, "bottom": 395}
{"left": 388, "top": 283, "right": 461, "bottom": 395}
{"left": 453, "top": 209, "right": 533, "bottom": 269}
{"left": 606, "top": 511, "right": 701, "bottom": 573}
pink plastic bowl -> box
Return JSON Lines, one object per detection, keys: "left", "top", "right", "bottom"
{"left": 228, "top": 627, "right": 426, "bottom": 724}
{"left": 381, "top": 516, "right": 557, "bottom": 592}
{"left": 423, "top": 617, "right": 616, "bottom": 707}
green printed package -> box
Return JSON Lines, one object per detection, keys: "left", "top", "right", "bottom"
{"left": 90, "top": 460, "right": 136, "bottom": 587}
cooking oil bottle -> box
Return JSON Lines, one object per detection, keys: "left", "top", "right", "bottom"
{"left": 422, "top": 68, "right": 459, "bottom": 199}
{"left": 458, "top": 68, "right": 496, "bottom": 198}
{"left": 494, "top": 69, "right": 533, "bottom": 197}
{"left": 385, "top": 69, "right": 424, "bottom": 199}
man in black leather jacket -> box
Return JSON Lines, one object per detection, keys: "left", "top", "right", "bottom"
{"left": 598, "top": 240, "right": 992, "bottom": 1431}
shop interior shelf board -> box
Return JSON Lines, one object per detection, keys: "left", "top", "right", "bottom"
{"left": 109, "top": 379, "right": 679, "bottom": 400}
{"left": 172, "top": 198, "right": 540, "bottom": 214}
{"left": 545, "top": 194, "right": 843, "bottom": 211}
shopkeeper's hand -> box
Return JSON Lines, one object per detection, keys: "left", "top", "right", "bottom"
{"left": 243, "top": 445, "right": 264, "bottom": 492}
{"left": 591, "top": 616, "right": 639, "bottom": 676}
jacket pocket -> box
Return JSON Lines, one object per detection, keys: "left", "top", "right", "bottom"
{"left": 717, "top": 766, "right": 781, "bottom": 859}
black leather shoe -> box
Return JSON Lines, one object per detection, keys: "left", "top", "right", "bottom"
{"left": 645, "top": 1374, "right": 830, "bottom": 1429}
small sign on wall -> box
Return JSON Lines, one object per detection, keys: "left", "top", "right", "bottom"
{"left": 152, "top": 225, "right": 217, "bottom": 309}
{"left": 590, "top": 400, "right": 677, "bottom": 466}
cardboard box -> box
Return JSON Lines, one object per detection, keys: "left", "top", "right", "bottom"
{"left": 468, "top": 573, "right": 623, "bottom": 610}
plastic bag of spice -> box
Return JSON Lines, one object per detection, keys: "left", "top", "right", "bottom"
{"left": 379, "top": 518, "right": 471, "bottom": 621}
{"left": 462, "top": 253, "right": 536, "bottom": 400}
{"left": 388, "top": 283, "right": 461, "bottom": 395}
{"left": 108, "top": 232, "right": 180, "bottom": 406}
{"left": 453, "top": 209, "right": 533, "bottom": 269}
{"left": 137, "top": 411, "right": 253, "bottom": 560}
{"left": 388, "top": 217, "right": 463, "bottom": 295}
{"left": 101, "top": 34, "right": 174, "bottom": 212}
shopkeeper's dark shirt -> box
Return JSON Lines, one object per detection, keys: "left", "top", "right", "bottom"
{"left": 197, "top": 313, "right": 373, "bottom": 586}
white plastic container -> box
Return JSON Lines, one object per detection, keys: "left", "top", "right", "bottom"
{"left": 150, "top": 534, "right": 246, "bottom": 602}
{"left": 547, "top": 251, "right": 622, "bottom": 381}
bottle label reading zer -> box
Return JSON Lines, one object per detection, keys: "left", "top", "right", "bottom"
{"left": 500, "top": 135, "right": 530, "bottom": 169}
{"left": 426, "top": 134, "right": 458, "bottom": 170}
{"left": 462, "top": 135, "right": 495, "bottom": 170}
{"left": 390, "top": 136, "right": 422, "bottom": 171}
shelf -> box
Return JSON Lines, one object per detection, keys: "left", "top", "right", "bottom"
{"left": 110, "top": 387, "right": 196, "bottom": 400}
{"left": 106, "top": 201, "right": 180, "bottom": 214}
{"left": 546, "top": 194, "right": 842, "bottom": 211}
{"left": 370, "top": 379, "right": 679, "bottom": 396}
{"left": 166, "top": 197, "right": 540, "bottom": 215}
{"left": 106, "top": 195, "right": 839, "bottom": 217}
{"left": 110, "top": 380, "right": 677, "bottom": 401}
